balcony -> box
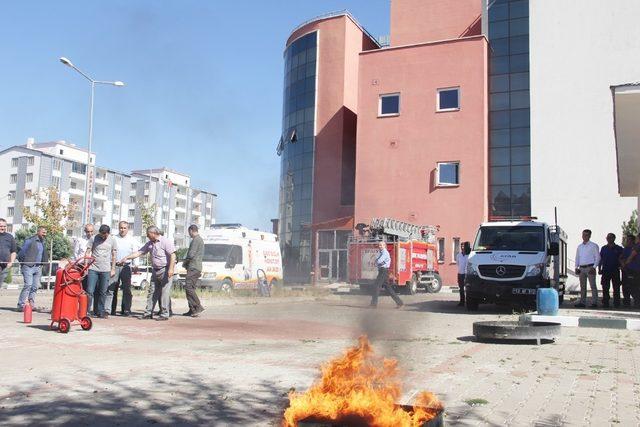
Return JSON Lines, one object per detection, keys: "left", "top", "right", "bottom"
{"left": 69, "top": 172, "right": 86, "bottom": 181}
{"left": 68, "top": 187, "right": 84, "bottom": 197}
{"left": 94, "top": 176, "right": 109, "bottom": 186}
{"left": 93, "top": 192, "right": 108, "bottom": 201}
{"left": 175, "top": 192, "right": 187, "bottom": 200}
{"left": 175, "top": 206, "right": 186, "bottom": 213}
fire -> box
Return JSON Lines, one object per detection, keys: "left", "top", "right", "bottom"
{"left": 283, "top": 336, "right": 442, "bottom": 426}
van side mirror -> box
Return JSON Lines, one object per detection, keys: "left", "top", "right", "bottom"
{"left": 548, "top": 242, "right": 559, "bottom": 256}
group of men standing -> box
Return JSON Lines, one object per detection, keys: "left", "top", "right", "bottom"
{"left": 0, "top": 216, "right": 206, "bottom": 320}
{"left": 574, "top": 229, "right": 640, "bottom": 308}
{"left": 78, "top": 222, "right": 206, "bottom": 320}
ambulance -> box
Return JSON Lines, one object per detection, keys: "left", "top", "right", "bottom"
{"left": 177, "top": 224, "right": 283, "bottom": 292}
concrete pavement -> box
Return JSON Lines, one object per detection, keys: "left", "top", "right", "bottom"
{"left": 0, "top": 289, "right": 639, "bottom": 426}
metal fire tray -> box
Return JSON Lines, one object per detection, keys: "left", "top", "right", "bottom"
{"left": 473, "top": 320, "right": 561, "bottom": 345}
{"left": 297, "top": 405, "right": 444, "bottom": 427}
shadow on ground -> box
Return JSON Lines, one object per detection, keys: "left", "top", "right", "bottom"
{"left": 403, "top": 299, "right": 524, "bottom": 315}
{"left": 1, "top": 372, "right": 288, "bottom": 426}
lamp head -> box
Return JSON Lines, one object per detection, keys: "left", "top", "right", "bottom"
{"left": 113, "top": 81, "right": 125, "bottom": 87}
{"left": 59, "top": 57, "right": 73, "bottom": 67}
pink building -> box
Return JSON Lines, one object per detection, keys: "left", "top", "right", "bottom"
{"left": 278, "top": 1, "right": 488, "bottom": 285}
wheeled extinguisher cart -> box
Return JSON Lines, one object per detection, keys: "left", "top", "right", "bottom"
{"left": 50, "top": 257, "right": 95, "bottom": 333}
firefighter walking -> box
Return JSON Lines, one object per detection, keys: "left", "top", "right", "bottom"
{"left": 370, "top": 241, "right": 404, "bottom": 308}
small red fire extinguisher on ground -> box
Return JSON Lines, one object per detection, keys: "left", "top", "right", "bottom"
{"left": 23, "top": 303, "right": 33, "bottom": 324}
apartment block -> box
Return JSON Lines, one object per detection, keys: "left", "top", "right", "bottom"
{"left": 0, "top": 139, "right": 216, "bottom": 248}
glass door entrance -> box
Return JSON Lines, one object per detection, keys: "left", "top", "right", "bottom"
{"left": 317, "top": 230, "right": 350, "bottom": 282}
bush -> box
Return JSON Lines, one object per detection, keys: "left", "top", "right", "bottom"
{"left": 15, "top": 226, "right": 73, "bottom": 260}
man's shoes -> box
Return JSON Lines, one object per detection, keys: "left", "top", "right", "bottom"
{"left": 156, "top": 316, "right": 169, "bottom": 321}
{"left": 16, "top": 305, "right": 23, "bottom": 312}
{"left": 182, "top": 311, "right": 194, "bottom": 317}
{"left": 121, "top": 311, "right": 132, "bottom": 317}
{"left": 574, "top": 303, "right": 586, "bottom": 308}
{"left": 457, "top": 301, "right": 465, "bottom": 307}
{"left": 140, "top": 314, "right": 153, "bottom": 320}
{"left": 193, "top": 307, "right": 205, "bottom": 315}
{"left": 602, "top": 303, "right": 610, "bottom": 309}
{"left": 590, "top": 304, "right": 598, "bottom": 308}
{"left": 395, "top": 303, "right": 404, "bottom": 309}
{"left": 99, "top": 313, "right": 109, "bottom": 319}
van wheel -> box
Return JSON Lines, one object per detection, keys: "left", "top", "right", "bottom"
{"left": 220, "top": 278, "right": 233, "bottom": 293}
{"left": 466, "top": 297, "right": 479, "bottom": 311}
{"left": 426, "top": 274, "right": 443, "bottom": 293}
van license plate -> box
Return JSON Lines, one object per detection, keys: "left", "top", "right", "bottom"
{"left": 512, "top": 288, "right": 536, "bottom": 295}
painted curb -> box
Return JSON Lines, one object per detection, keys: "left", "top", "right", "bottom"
{"left": 524, "top": 313, "right": 640, "bottom": 331}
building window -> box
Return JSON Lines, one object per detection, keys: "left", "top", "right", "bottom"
{"left": 437, "top": 238, "right": 445, "bottom": 264}
{"left": 437, "top": 87, "right": 460, "bottom": 111}
{"left": 7, "top": 207, "right": 14, "bottom": 217}
{"left": 10, "top": 174, "right": 17, "bottom": 184}
{"left": 379, "top": 93, "right": 400, "bottom": 116}
{"left": 114, "top": 190, "right": 121, "bottom": 199}
{"left": 452, "top": 237, "right": 461, "bottom": 262}
{"left": 53, "top": 159, "right": 62, "bottom": 171}
{"left": 128, "top": 209, "right": 135, "bottom": 217}
{"left": 52, "top": 176, "right": 60, "bottom": 189}
{"left": 11, "top": 158, "right": 18, "bottom": 167}
{"left": 71, "top": 162, "right": 86, "bottom": 174}
{"left": 436, "top": 162, "right": 460, "bottom": 186}
{"left": 8, "top": 191, "right": 15, "bottom": 200}
{"left": 27, "top": 156, "right": 35, "bottom": 166}
{"left": 26, "top": 173, "right": 33, "bottom": 183}
{"left": 59, "top": 149, "right": 64, "bottom": 155}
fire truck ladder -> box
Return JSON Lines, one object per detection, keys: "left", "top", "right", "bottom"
{"left": 369, "top": 218, "right": 439, "bottom": 242}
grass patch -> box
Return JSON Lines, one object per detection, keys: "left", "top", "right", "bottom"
{"left": 465, "top": 398, "right": 489, "bottom": 406}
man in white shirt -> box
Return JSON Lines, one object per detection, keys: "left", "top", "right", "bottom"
{"left": 456, "top": 241, "right": 470, "bottom": 307}
{"left": 73, "top": 224, "right": 94, "bottom": 261}
{"left": 105, "top": 221, "right": 138, "bottom": 316}
{"left": 575, "top": 229, "right": 601, "bottom": 308}
{"left": 74, "top": 224, "right": 94, "bottom": 292}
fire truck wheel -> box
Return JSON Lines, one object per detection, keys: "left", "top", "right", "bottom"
{"left": 80, "top": 316, "right": 93, "bottom": 331}
{"left": 58, "top": 318, "right": 71, "bottom": 333}
{"left": 466, "top": 297, "right": 479, "bottom": 311}
{"left": 426, "top": 274, "right": 443, "bottom": 293}
{"left": 407, "top": 274, "right": 419, "bottom": 295}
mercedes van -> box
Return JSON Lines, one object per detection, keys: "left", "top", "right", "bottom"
{"left": 464, "top": 219, "right": 567, "bottom": 310}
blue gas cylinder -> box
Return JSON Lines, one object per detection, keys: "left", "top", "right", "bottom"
{"left": 537, "top": 288, "right": 559, "bottom": 316}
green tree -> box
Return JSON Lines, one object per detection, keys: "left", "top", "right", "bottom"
{"left": 138, "top": 202, "right": 157, "bottom": 230}
{"left": 20, "top": 186, "right": 77, "bottom": 265}
{"left": 15, "top": 226, "right": 73, "bottom": 261}
{"left": 175, "top": 247, "right": 188, "bottom": 261}
{"left": 622, "top": 209, "right": 638, "bottom": 238}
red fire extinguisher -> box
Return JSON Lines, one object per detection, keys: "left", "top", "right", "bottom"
{"left": 78, "top": 293, "right": 88, "bottom": 318}
{"left": 23, "top": 303, "right": 32, "bottom": 324}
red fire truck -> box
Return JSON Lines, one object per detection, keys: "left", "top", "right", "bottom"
{"left": 348, "top": 218, "right": 442, "bottom": 294}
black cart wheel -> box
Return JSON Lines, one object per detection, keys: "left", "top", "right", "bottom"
{"left": 58, "top": 318, "right": 71, "bottom": 333}
{"left": 80, "top": 316, "right": 93, "bottom": 331}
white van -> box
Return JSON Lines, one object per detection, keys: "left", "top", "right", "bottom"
{"left": 177, "top": 224, "right": 283, "bottom": 292}
{"left": 464, "top": 219, "right": 568, "bottom": 310}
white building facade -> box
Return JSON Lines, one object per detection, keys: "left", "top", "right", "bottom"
{"left": 0, "top": 140, "right": 216, "bottom": 248}
{"left": 529, "top": 0, "right": 640, "bottom": 272}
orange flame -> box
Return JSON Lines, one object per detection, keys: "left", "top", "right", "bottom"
{"left": 283, "top": 336, "right": 442, "bottom": 426}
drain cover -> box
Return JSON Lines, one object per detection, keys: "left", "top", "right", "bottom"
{"left": 473, "top": 320, "right": 561, "bottom": 345}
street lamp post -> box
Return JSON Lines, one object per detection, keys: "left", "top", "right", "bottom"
{"left": 59, "top": 57, "right": 124, "bottom": 225}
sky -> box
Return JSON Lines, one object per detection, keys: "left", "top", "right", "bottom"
{"left": 0, "top": 1, "right": 390, "bottom": 231}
